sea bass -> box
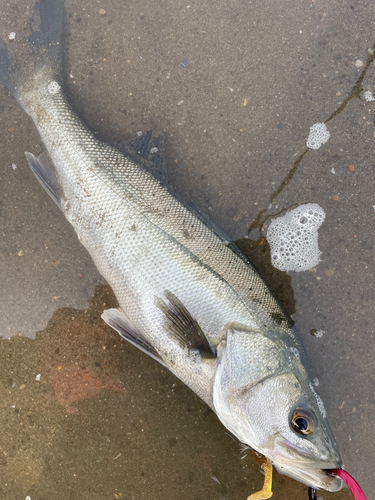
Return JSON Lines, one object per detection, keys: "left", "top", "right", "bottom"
{"left": 0, "top": 0, "right": 344, "bottom": 494}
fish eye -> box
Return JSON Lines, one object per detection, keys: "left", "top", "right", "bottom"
{"left": 291, "top": 408, "right": 316, "bottom": 435}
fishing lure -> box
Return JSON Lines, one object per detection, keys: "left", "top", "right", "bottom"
{"left": 330, "top": 469, "right": 367, "bottom": 500}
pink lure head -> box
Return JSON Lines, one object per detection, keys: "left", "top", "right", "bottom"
{"left": 330, "top": 469, "right": 367, "bottom": 500}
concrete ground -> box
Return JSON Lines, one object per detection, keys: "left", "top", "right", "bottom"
{"left": 0, "top": 0, "right": 374, "bottom": 498}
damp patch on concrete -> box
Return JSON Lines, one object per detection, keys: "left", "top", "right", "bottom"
{"left": 0, "top": 285, "right": 353, "bottom": 500}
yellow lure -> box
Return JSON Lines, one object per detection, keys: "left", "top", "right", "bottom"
{"left": 247, "top": 460, "right": 273, "bottom": 500}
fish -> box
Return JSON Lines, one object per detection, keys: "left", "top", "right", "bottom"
{"left": 0, "top": 0, "right": 345, "bottom": 494}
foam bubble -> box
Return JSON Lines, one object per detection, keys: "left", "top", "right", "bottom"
{"left": 363, "top": 90, "right": 375, "bottom": 102}
{"left": 47, "top": 81, "right": 61, "bottom": 94}
{"left": 289, "top": 347, "right": 300, "bottom": 361}
{"left": 315, "top": 330, "right": 325, "bottom": 338}
{"left": 306, "top": 122, "right": 330, "bottom": 150}
{"left": 266, "top": 203, "right": 326, "bottom": 272}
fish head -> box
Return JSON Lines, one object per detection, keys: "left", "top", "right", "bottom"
{"left": 212, "top": 328, "right": 344, "bottom": 492}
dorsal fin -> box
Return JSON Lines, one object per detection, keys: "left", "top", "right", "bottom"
{"left": 118, "top": 131, "right": 238, "bottom": 247}
{"left": 118, "top": 130, "right": 169, "bottom": 187}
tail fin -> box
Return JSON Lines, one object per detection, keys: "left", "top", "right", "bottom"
{"left": 0, "top": 0, "right": 64, "bottom": 99}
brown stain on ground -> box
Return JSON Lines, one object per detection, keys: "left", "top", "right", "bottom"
{"left": 50, "top": 367, "right": 124, "bottom": 413}
{"left": 38, "top": 285, "right": 124, "bottom": 413}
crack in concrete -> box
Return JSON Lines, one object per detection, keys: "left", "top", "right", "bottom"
{"left": 248, "top": 42, "right": 375, "bottom": 237}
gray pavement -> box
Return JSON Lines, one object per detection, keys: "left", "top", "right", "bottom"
{"left": 0, "top": 0, "right": 374, "bottom": 498}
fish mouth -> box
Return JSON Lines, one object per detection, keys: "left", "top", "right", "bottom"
{"left": 272, "top": 437, "right": 344, "bottom": 492}
{"left": 273, "top": 462, "right": 345, "bottom": 492}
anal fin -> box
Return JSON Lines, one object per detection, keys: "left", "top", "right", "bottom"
{"left": 101, "top": 308, "right": 166, "bottom": 367}
{"left": 25, "top": 151, "right": 64, "bottom": 209}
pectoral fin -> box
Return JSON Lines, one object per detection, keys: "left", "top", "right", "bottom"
{"left": 155, "top": 291, "right": 215, "bottom": 359}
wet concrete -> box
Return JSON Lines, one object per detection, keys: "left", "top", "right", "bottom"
{"left": 1, "top": 0, "right": 374, "bottom": 498}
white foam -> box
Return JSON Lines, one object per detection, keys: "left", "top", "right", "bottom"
{"left": 364, "top": 90, "right": 375, "bottom": 102}
{"left": 266, "top": 204, "right": 326, "bottom": 272}
{"left": 306, "top": 122, "right": 330, "bottom": 150}
{"left": 289, "top": 347, "right": 300, "bottom": 361}
{"left": 47, "top": 81, "right": 61, "bottom": 94}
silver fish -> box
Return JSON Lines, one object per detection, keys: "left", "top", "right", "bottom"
{"left": 0, "top": 0, "right": 344, "bottom": 493}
